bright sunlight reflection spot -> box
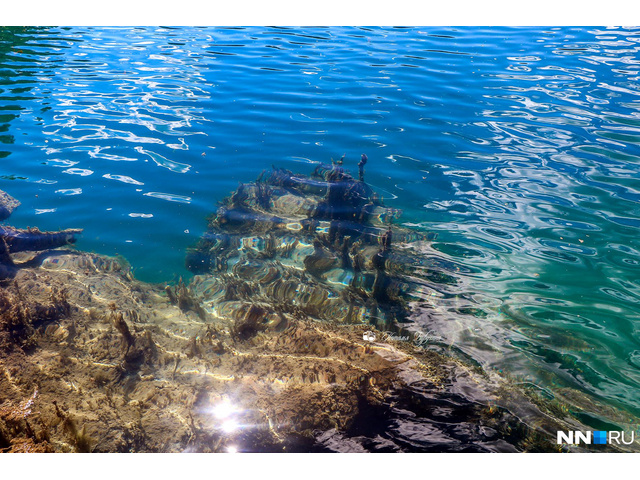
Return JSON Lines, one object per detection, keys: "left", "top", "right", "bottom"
{"left": 213, "top": 400, "right": 236, "bottom": 419}
{"left": 221, "top": 419, "right": 239, "bottom": 433}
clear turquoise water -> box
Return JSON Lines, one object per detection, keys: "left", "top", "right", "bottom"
{"left": 1, "top": 26, "right": 640, "bottom": 428}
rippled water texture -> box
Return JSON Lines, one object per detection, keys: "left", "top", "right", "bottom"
{"left": 1, "top": 26, "right": 640, "bottom": 428}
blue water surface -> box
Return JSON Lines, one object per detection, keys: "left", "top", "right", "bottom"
{"left": 1, "top": 26, "right": 640, "bottom": 429}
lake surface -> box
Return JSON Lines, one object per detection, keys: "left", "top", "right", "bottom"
{"left": 1, "top": 26, "right": 640, "bottom": 433}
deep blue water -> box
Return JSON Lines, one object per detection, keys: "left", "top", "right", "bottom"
{"left": 2, "top": 26, "right": 640, "bottom": 431}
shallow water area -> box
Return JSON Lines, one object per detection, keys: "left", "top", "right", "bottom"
{"left": 1, "top": 26, "right": 640, "bottom": 451}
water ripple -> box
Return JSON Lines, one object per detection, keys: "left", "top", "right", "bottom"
{"left": 2, "top": 26, "right": 640, "bottom": 428}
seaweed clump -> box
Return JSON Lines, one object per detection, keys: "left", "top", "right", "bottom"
{"left": 0, "top": 388, "right": 55, "bottom": 453}
{"left": 0, "top": 283, "right": 70, "bottom": 354}
{"left": 165, "top": 278, "right": 207, "bottom": 320}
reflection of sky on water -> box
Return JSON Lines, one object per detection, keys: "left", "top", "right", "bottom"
{"left": 2, "top": 26, "right": 640, "bottom": 426}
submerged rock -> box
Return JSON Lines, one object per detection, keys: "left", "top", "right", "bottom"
{"left": 186, "top": 160, "right": 455, "bottom": 330}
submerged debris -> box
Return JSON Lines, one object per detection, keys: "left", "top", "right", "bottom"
{"left": 1, "top": 189, "right": 82, "bottom": 279}
{"left": 358, "top": 153, "right": 367, "bottom": 182}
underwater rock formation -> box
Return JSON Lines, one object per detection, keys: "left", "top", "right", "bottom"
{"left": 186, "top": 158, "right": 457, "bottom": 332}
{"left": 0, "top": 189, "right": 82, "bottom": 279}
{"left": 0, "top": 249, "right": 583, "bottom": 453}
{"left": 1, "top": 172, "right": 635, "bottom": 452}
{"left": 2, "top": 247, "right": 626, "bottom": 452}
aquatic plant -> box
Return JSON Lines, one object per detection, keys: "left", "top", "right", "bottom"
{"left": 165, "top": 278, "right": 207, "bottom": 320}
{"left": 53, "top": 400, "right": 93, "bottom": 453}
{"left": 0, "top": 282, "right": 70, "bottom": 354}
{"left": 0, "top": 388, "right": 55, "bottom": 452}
